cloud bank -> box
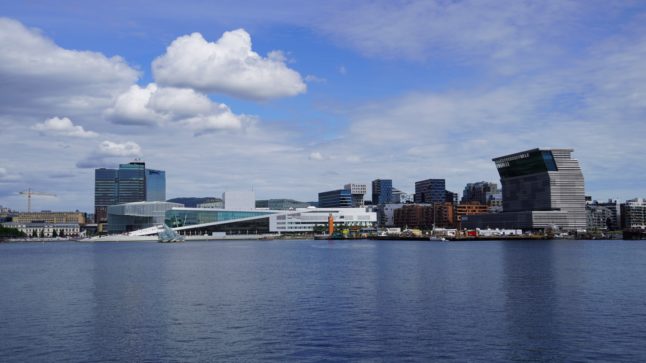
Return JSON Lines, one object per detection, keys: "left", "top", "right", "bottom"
{"left": 0, "top": 17, "right": 138, "bottom": 118}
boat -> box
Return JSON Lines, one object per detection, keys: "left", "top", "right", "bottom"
{"left": 158, "top": 224, "right": 185, "bottom": 243}
{"left": 429, "top": 236, "right": 447, "bottom": 241}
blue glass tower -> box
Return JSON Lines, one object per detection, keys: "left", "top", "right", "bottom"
{"left": 146, "top": 169, "right": 166, "bottom": 202}
{"left": 372, "top": 179, "right": 393, "bottom": 205}
{"left": 94, "top": 161, "right": 166, "bottom": 223}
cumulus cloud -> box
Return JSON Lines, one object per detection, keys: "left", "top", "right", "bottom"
{"left": 105, "top": 83, "right": 251, "bottom": 133}
{"left": 76, "top": 140, "right": 142, "bottom": 168}
{"left": 0, "top": 18, "right": 138, "bottom": 118}
{"left": 31, "top": 117, "right": 98, "bottom": 138}
{"left": 152, "top": 29, "right": 306, "bottom": 100}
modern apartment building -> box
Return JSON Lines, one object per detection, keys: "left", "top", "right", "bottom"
{"left": 620, "top": 198, "right": 646, "bottom": 229}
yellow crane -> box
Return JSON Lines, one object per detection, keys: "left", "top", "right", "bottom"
{"left": 18, "top": 188, "right": 56, "bottom": 212}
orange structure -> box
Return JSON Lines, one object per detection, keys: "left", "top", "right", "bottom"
{"left": 328, "top": 213, "right": 335, "bottom": 235}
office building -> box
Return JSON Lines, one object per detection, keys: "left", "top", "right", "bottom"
{"left": 620, "top": 198, "right": 646, "bottom": 229}
{"left": 318, "top": 189, "right": 353, "bottom": 208}
{"left": 94, "top": 161, "right": 166, "bottom": 223}
{"left": 372, "top": 179, "right": 393, "bottom": 205}
{"left": 390, "top": 188, "right": 413, "bottom": 204}
{"left": 414, "top": 179, "right": 446, "bottom": 204}
{"left": 461, "top": 182, "right": 499, "bottom": 205}
{"left": 11, "top": 211, "right": 86, "bottom": 225}
{"left": 146, "top": 169, "right": 166, "bottom": 202}
{"left": 462, "top": 148, "right": 586, "bottom": 231}
{"left": 344, "top": 183, "right": 367, "bottom": 207}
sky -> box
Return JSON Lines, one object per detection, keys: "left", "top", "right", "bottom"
{"left": 1, "top": 0, "right": 645, "bottom": 212}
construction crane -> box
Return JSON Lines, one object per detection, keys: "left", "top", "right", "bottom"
{"left": 19, "top": 188, "right": 56, "bottom": 212}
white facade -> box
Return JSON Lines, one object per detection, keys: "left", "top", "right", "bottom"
{"left": 223, "top": 191, "right": 255, "bottom": 210}
{"left": 2, "top": 222, "right": 80, "bottom": 237}
{"left": 269, "top": 207, "right": 376, "bottom": 233}
{"left": 344, "top": 183, "right": 367, "bottom": 195}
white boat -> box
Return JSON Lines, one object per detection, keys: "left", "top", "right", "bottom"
{"left": 428, "top": 236, "right": 447, "bottom": 241}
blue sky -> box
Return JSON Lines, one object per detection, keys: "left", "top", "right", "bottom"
{"left": 1, "top": 0, "right": 645, "bottom": 212}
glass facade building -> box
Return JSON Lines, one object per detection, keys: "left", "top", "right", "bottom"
{"left": 372, "top": 179, "right": 393, "bottom": 205}
{"left": 94, "top": 162, "right": 166, "bottom": 223}
{"left": 414, "top": 179, "right": 446, "bottom": 204}
{"left": 107, "top": 201, "right": 182, "bottom": 234}
{"left": 318, "top": 189, "right": 353, "bottom": 208}
{"left": 146, "top": 169, "right": 166, "bottom": 202}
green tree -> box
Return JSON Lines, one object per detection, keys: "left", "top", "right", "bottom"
{"left": 52, "top": 229, "right": 58, "bottom": 238}
{"left": 39, "top": 230, "right": 45, "bottom": 238}
{"left": 31, "top": 230, "right": 37, "bottom": 238}
{"left": 59, "top": 229, "right": 66, "bottom": 238}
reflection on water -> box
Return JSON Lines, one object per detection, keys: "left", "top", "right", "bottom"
{"left": 1, "top": 240, "right": 646, "bottom": 361}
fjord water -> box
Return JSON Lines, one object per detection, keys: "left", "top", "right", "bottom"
{"left": 1, "top": 240, "right": 645, "bottom": 361}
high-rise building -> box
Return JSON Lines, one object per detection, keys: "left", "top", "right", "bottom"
{"left": 414, "top": 179, "right": 446, "bottom": 204}
{"left": 371, "top": 179, "right": 393, "bottom": 205}
{"left": 318, "top": 189, "right": 353, "bottom": 208}
{"left": 146, "top": 169, "right": 166, "bottom": 202}
{"left": 344, "top": 183, "right": 367, "bottom": 207}
{"left": 462, "top": 148, "right": 586, "bottom": 231}
{"left": 461, "top": 181, "right": 499, "bottom": 205}
{"left": 94, "top": 161, "right": 166, "bottom": 223}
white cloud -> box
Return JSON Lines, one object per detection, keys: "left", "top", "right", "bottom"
{"left": 152, "top": 29, "right": 306, "bottom": 100}
{"left": 31, "top": 117, "right": 98, "bottom": 138}
{"left": 104, "top": 84, "right": 161, "bottom": 125}
{"left": 105, "top": 83, "right": 250, "bottom": 133}
{"left": 76, "top": 140, "right": 143, "bottom": 168}
{"left": 0, "top": 18, "right": 138, "bottom": 118}
{"left": 98, "top": 141, "right": 142, "bottom": 157}
{"left": 308, "top": 152, "right": 324, "bottom": 160}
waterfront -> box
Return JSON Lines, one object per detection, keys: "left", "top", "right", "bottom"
{"left": 1, "top": 240, "right": 646, "bottom": 361}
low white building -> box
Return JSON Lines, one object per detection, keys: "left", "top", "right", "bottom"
{"left": 2, "top": 222, "right": 80, "bottom": 237}
{"left": 269, "top": 207, "right": 377, "bottom": 233}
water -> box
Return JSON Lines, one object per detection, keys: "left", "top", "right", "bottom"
{"left": 1, "top": 240, "right": 646, "bottom": 361}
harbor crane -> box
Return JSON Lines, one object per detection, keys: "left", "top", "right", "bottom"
{"left": 18, "top": 188, "right": 56, "bottom": 212}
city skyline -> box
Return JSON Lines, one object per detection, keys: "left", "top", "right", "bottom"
{"left": 1, "top": 1, "right": 646, "bottom": 212}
